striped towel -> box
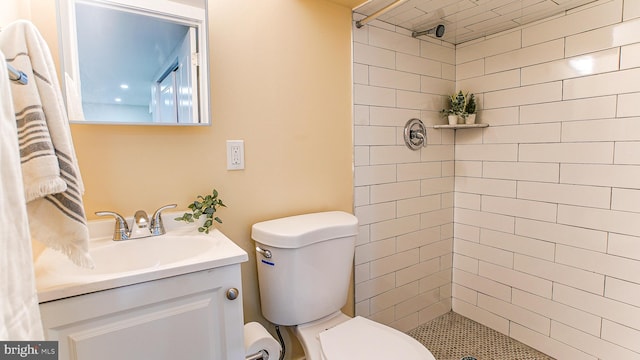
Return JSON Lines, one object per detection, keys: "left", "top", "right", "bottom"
{"left": 0, "top": 20, "right": 93, "bottom": 268}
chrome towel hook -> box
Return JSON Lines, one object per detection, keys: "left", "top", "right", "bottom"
{"left": 404, "top": 118, "right": 427, "bottom": 150}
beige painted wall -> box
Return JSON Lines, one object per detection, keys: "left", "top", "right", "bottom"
{"left": 10, "top": 0, "right": 356, "bottom": 358}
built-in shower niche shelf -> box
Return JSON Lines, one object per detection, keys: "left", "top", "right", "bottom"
{"left": 432, "top": 123, "right": 489, "bottom": 129}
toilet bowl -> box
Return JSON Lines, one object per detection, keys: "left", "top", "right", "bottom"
{"left": 252, "top": 211, "right": 436, "bottom": 360}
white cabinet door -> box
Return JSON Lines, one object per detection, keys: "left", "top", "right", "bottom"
{"left": 40, "top": 265, "right": 245, "bottom": 360}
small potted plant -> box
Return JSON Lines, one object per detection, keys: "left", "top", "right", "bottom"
{"left": 441, "top": 91, "right": 467, "bottom": 125}
{"left": 465, "top": 93, "right": 476, "bottom": 124}
{"left": 175, "top": 188, "right": 226, "bottom": 234}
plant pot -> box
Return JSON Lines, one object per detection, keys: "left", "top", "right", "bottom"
{"left": 447, "top": 115, "right": 458, "bottom": 125}
{"left": 465, "top": 114, "right": 476, "bottom": 124}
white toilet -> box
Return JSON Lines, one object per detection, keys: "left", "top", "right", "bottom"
{"left": 252, "top": 211, "right": 436, "bottom": 360}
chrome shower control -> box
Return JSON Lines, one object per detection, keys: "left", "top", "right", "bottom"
{"left": 403, "top": 118, "right": 427, "bottom": 150}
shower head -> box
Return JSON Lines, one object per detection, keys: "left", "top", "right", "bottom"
{"left": 412, "top": 24, "right": 445, "bottom": 38}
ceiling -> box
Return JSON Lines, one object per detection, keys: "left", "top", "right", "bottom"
{"left": 353, "top": 0, "right": 599, "bottom": 44}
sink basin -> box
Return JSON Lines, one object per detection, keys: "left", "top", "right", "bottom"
{"left": 35, "top": 227, "right": 248, "bottom": 302}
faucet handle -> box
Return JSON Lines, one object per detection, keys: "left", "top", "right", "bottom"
{"left": 150, "top": 204, "right": 177, "bottom": 236}
{"left": 95, "top": 211, "right": 130, "bottom": 241}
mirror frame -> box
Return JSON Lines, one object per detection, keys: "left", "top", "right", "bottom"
{"left": 57, "top": 0, "right": 211, "bottom": 126}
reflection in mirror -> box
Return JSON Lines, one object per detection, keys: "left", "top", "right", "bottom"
{"left": 57, "top": 0, "right": 210, "bottom": 125}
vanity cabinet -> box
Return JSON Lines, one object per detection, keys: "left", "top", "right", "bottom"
{"left": 39, "top": 264, "right": 245, "bottom": 360}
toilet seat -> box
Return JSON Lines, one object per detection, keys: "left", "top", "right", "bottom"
{"left": 318, "top": 316, "right": 435, "bottom": 360}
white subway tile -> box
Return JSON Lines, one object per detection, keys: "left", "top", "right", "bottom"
{"left": 354, "top": 84, "right": 396, "bottom": 107}
{"left": 621, "top": 42, "right": 640, "bottom": 69}
{"left": 477, "top": 294, "right": 551, "bottom": 335}
{"left": 483, "top": 162, "right": 559, "bottom": 182}
{"left": 514, "top": 254, "right": 605, "bottom": 295}
{"left": 420, "top": 208, "right": 454, "bottom": 229}
{"left": 455, "top": 161, "right": 483, "bottom": 177}
{"left": 421, "top": 76, "right": 454, "bottom": 95}
{"left": 564, "top": 68, "right": 640, "bottom": 100}
{"left": 455, "top": 208, "right": 515, "bottom": 233}
{"left": 551, "top": 321, "right": 640, "bottom": 360}
{"left": 522, "top": 0, "right": 622, "bottom": 46}
{"left": 453, "top": 298, "right": 510, "bottom": 335}
{"left": 452, "top": 283, "right": 478, "bottom": 304}
{"left": 369, "top": 306, "right": 395, "bottom": 326}
{"left": 355, "top": 202, "right": 396, "bottom": 225}
{"left": 478, "top": 107, "right": 519, "bottom": 126}
{"left": 420, "top": 40, "right": 455, "bottom": 64}
{"left": 554, "top": 283, "right": 640, "bottom": 332}
{"left": 419, "top": 239, "right": 453, "bottom": 262}
{"left": 520, "top": 96, "right": 617, "bottom": 124}
{"left": 561, "top": 163, "right": 640, "bottom": 188}
{"left": 455, "top": 238, "right": 514, "bottom": 268}
{"left": 418, "top": 269, "right": 451, "bottom": 292}
{"left": 624, "top": 0, "right": 640, "bottom": 20}
{"left": 370, "top": 181, "right": 420, "bottom": 203}
{"left": 354, "top": 146, "right": 369, "bottom": 167}
{"left": 481, "top": 196, "right": 557, "bottom": 222}
{"left": 369, "top": 66, "right": 420, "bottom": 91}
{"left": 558, "top": 204, "right": 640, "bottom": 237}
{"left": 608, "top": 233, "right": 640, "bottom": 261}
{"left": 456, "top": 31, "right": 521, "bottom": 64}
{"left": 397, "top": 90, "right": 442, "bottom": 111}
{"left": 354, "top": 186, "right": 370, "bottom": 207}
{"left": 562, "top": 118, "right": 640, "bottom": 142}
{"left": 396, "top": 258, "right": 440, "bottom": 287}
{"left": 370, "top": 214, "right": 421, "bottom": 241}
{"left": 482, "top": 123, "right": 561, "bottom": 144}
{"left": 617, "top": 92, "right": 640, "bottom": 117}
{"left": 487, "top": 39, "right": 564, "bottom": 74}
{"left": 370, "top": 145, "right": 420, "bottom": 165}
{"left": 605, "top": 277, "right": 640, "bottom": 308}
{"left": 481, "top": 229, "right": 554, "bottom": 261}
{"left": 418, "top": 299, "right": 452, "bottom": 325}
{"left": 397, "top": 226, "right": 441, "bottom": 252}
{"left": 480, "top": 261, "right": 553, "bottom": 298}
{"left": 397, "top": 162, "right": 441, "bottom": 181}
{"left": 442, "top": 63, "right": 456, "bottom": 81}
{"left": 522, "top": 48, "right": 620, "bottom": 86}
{"left": 566, "top": 17, "right": 640, "bottom": 57}
{"left": 355, "top": 273, "right": 395, "bottom": 302}
{"left": 420, "top": 144, "right": 455, "bottom": 162}
{"left": 611, "top": 188, "right": 640, "bottom": 213}
{"left": 455, "top": 192, "right": 481, "bottom": 210}
{"left": 453, "top": 269, "right": 512, "bottom": 302}
{"left": 510, "top": 323, "right": 597, "bottom": 360}
{"left": 396, "top": 53, "right": 442, "bottom": 77}
{"left": 356, "top": 225, "right": 370, "bottom": 246}
{"left": 354, "top": 105, "right": 370, "bottom": 126}
{"left": 484, "top": 82, "right": 562, "bottom": 109}
{"left": 512, "top": 289, "right": 602, "bottom": 337}
{"left": 515, "top": 218, "right": 607, "bottom": 252}
{"left": 517, "top": 181, "right": 611, "bottom": 209}
{"left": 457, "top": 69, "right": 521, "bottom": 94}
{"left": 421, "top": 177, "right": 454, "bottom": 196}
{"left": 456, "top": 144, "right": 519, "bottom": 161}
{"left": 354, "top": 164, "right": 396, "bottom": 186}
{"left": 614, "top": 142, "right": 640, "bottom": 165}
{"left": 368, "top": 26, "right": 420, "bottom": 56}
{"left": 355, "top": 238, "right": 396, "bottom": 265}
{"left": 520, "top": 143, "right": 614, "bottom": 163}
{"left": 395, "top": 289, "right": 440, "bottom": 321}
{"left": 456, "top": 177, "right": 517, "bottom": 197}
{"left": 353, "top": 42, "right": 395, "bottom": 68}
{"left": 355, "top": 300, "right": 370, "bottom": 317}
{"left": 454, "top": 223, "right": 480, "bottom": 242}
{"left": 602, "top": 320, "right": 640, "bottom": 353}
{"left": 397, "top": 194, "right": 441, "bottom": 217}
{"left": 353, "top": 63, "right": 369, "bottom": 85}
{"left": 370, "top": 106, "right": 420, "bottom": 126}
{"left": 456, "top": 58, "right": 484, "bottom": 81}
{"left": 455, "top": 128, "right": 484, "bottom": 145}
{"left": 556, "top": 243, "right": 640, "bottom": 284}
{"left": 370, "top": 249, "right": 419, "bottom": 279}
{"left": 453, "top": 253, "right": 479, "bottom": 274}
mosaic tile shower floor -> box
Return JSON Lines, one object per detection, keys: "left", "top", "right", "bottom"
{"left": 407, "top": 312, "right": 555, "bottom": 360}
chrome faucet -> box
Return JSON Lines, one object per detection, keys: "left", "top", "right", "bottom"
{"left": 96, "top": 204, "right": 177, "bottom": 241}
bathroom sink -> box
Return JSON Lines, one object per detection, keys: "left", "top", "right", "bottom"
{"left": 35, "top": 226, "right": 248, "bottom": 302}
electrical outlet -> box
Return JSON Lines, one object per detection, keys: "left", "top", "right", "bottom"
{"left": 226, "top": 140, "right": 244, "bottom": 170}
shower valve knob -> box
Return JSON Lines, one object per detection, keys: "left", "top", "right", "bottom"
{"left": 226, "top": 288, "right": 239, "bottom": 300}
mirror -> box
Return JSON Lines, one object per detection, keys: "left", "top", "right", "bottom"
{"left": 57, "top": 0, "right": 210, "bottom": 125}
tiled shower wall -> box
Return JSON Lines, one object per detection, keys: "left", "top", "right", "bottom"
{"left": 353, "top": 0, "right": 640, "bottom": 358}
{"left": 453, "top": 0, "right": 640, "bottom": 359}
{"left": 352, "top": 21, "right": 456, "bottom": 331}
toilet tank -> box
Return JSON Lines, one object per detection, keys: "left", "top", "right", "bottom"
{"left": 252, "top": 211, "right": 358, "bottom": 326}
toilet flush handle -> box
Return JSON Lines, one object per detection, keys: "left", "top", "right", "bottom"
{"left": 256, "top": 246, "right": 272, "bottom": 259}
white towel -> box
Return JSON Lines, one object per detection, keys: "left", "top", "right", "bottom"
{"left": 0, "top": 50, "right": 44, "bottom": 340}
{"left": 0, "top": 20, "right": 93, "bottom": 268}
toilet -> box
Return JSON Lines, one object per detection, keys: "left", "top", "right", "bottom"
{"left": 252, "top": 211, "right": 436, "bottom": 360}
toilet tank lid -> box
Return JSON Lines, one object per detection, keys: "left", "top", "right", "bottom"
{"left": 251, "top": 211, "right": 358, "bottom": 248}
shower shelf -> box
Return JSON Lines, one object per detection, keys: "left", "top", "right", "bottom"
{"left": 432, "top": 123, "right": 489, "bottom": 129}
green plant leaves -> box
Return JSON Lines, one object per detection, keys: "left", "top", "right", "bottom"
{"left": 175, "top": 188, "right": 226, "bottom": 234}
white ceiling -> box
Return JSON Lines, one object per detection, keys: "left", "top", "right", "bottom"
{"left": 353, "top": 0, "right": 599, "bottom": 44}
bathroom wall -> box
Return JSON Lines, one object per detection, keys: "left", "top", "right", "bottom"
{"left": 352, "top": 19, "right": 456, "bottom": 332}
{"left": 8, "top": 0, "right": 359, "bottom": 359}
{"left": 452, "top": 0, "right": 640, "bottom": 358}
